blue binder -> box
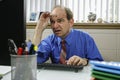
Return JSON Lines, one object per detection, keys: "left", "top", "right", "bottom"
{"left": 90, "top": 61, "right": 120, "bottom": 75}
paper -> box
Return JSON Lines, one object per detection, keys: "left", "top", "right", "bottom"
{"left": 0, "top": 65, "right": 11, "bottom": 75}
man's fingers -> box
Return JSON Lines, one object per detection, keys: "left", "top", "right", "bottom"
{"left": 67, "top": 55, "right": 86, "bottom": 66}
{"left": 67, "top": 57, "right": 74, "bottom": 65}
{"left": 72, "top": 57, "right": 80, "bottom": 66}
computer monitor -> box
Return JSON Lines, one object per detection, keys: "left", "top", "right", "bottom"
{"left": 0, "top": 0, "right": 26, "bottom": 65}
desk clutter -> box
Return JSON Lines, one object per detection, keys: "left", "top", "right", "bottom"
{"left": 90, "top": 60, "right": 120, "bottom": 80}
{"left": 8, "top": 39, "right": 37, "bottom": 80}
{"left": 8, "top": 39, "right": 37, "bottom": 55}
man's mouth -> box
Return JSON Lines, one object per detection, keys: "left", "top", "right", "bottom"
{"left": 54, "top": 30, "right": 61, "bottom": 33}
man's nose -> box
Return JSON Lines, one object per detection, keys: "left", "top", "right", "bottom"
{"left": 53, "top": 21, "right": 59, "bottom": 28}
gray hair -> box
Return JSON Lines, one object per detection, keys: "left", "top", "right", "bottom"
{"left": 52, "top": 5, "right": 73, "bottom": 20}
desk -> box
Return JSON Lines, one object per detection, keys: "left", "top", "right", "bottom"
{"left": 2, "top": 65, "right": 92, "bottom": 80}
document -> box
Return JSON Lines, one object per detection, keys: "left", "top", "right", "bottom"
{"left": 0, "top": 65, "right": 11, "bottom": 76}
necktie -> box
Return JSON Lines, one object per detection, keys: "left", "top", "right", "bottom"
{"left": 59, "top": 40, "right": 66, "bottom": 64}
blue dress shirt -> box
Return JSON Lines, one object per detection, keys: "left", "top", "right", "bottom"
{"left": 37, "top": 29, "right": 103, "bottom": 64}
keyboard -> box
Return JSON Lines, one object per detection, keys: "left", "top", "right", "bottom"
{"left": 37, "top": 63, "right": 84, "bottom": 72}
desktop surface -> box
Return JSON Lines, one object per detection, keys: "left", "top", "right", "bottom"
{"left": 37, "top": 65, "right": 91, "bottom": 80}
{"left": 1, "top": 64, "right": 92, "bottom": 80}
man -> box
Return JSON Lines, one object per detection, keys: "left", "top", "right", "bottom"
{"left": 32, "top": 5, "right": 103, "bottom": 66}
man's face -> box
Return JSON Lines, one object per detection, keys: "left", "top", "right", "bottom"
{"left": 50, "top": 7, "right": 74, "bottom": 39}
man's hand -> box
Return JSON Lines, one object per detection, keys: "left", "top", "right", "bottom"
{"left": 66, "top": 55, "right": 88, "bottom": 66}
{"left": 32, "top": 12, "right": 50, "bottom": 46}
{"left": 37, "top": 12, "right": 50, "bottom": 31}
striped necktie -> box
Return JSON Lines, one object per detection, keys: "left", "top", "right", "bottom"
{"left": 59, "top": 40, "right": 66, "bottom": 64}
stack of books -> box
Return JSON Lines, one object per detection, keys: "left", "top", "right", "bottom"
{"left": 90, "top": 61, "right": 120, "bottom": 80}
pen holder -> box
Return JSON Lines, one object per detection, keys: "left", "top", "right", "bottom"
{"left": 11, "top": 54, "right": 37, "bottom": 80}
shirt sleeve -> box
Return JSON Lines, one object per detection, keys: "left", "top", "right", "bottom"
{"left": 85, "top": 34, "right": 104, "bottom": 61}
{"left": 37, "top": 39, "right": 52, "bottom": 64}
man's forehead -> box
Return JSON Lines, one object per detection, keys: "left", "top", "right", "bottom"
{"left": 50, "top": 14, "right": 66, "bottom": 19}
{"left": 50, "top": 7, "right": 67, "bottom": 18}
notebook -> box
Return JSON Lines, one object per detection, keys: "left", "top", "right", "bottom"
{"left": 90, "top": 60, "right": 120, "bottom": 70}
{"left": 91, "top": 73, "right": 118, "bottom": 80}
{"left": 91, "top": 65, "right": 120, "bottom": 75}
{"left": 91, "top": 69, "right": 120, "bottom": 79}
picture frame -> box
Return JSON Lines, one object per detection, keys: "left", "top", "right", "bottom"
{"left": 29, "top": 12, "right": 37, "bottom": 21}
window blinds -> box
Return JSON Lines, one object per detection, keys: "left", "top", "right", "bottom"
{"left": 26, "top": 0, "right": 120, "bottom": 23}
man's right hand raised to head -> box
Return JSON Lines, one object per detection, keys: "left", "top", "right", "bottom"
{"left": 37, "top": 12, "right": 50, "bottom": 32}
{"left": 32, "top": 12, "right": 50, "bottom": 46}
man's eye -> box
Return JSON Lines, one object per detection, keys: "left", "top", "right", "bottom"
{"left": 57, "top": 19, "right": 64, "bottom": 23}
{"left": 50, "top": 20, "right": 55, "bottom": 24}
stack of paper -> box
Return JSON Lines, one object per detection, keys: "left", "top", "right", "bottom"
{"left": 0, "top": 65, "right": 11, "bottom": 79}
{"left": 90, "top": 61, "right": 120, "bottom": 80}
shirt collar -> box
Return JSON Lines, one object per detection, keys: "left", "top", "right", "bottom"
{"left": 65, "top": 29, "right": 73, "bottom": 46}
{"left": 55, "top": 28, "right": 74, "bottom": 46}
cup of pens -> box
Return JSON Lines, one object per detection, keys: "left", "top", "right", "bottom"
{"left": 11, "top": 54, "right": 37, "bottom": 80}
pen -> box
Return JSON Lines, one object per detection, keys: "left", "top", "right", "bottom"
{"left": 21, "top": 42, "right": 28, "bottom": 55}
{"left": 17, "top": 47, "right": 23, "bottom": 55}
{"left": 8, "top": 39, "right": 18, "bottom": 55}
{"left": 29, "top": 44, "right": 34, "bottom": 55}
{"left": 21, "top": 43, "right": 26, "bottom": 51}
{"left": 34, "top": 45, "right": 38, "bottom": 51}
{"left": 29, "top": 44, "right": 37, "bottom": 55}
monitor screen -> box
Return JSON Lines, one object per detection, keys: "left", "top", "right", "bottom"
{"left": 0, "top": 0, "right": 26, "bottom": 65}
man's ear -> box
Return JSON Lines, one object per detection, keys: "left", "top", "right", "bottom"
{"left": 69, "top": 19, "right": 74, "bottom": 27}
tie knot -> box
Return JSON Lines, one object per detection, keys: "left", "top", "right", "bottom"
{"left": 61, "top": 40, "right": 66, "bottom": 44}
{"left": 61, "top": 40, "right": 66, "bottom": 51}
